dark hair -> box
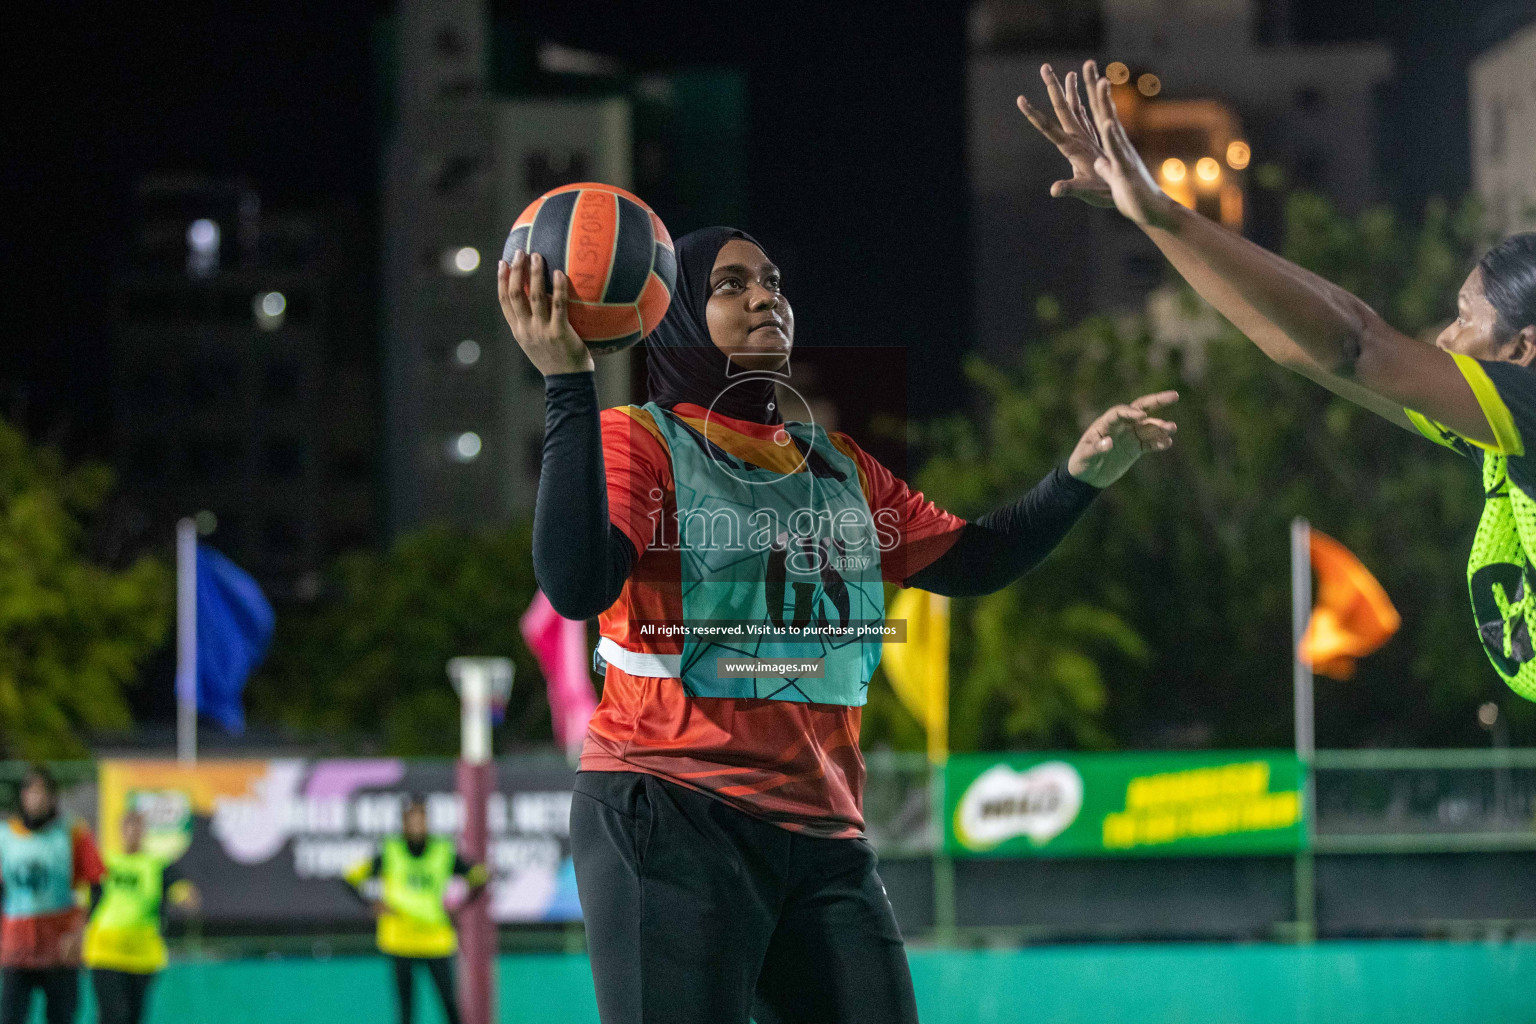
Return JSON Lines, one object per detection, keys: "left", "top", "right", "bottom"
{"left": 23, "top": 764, "right": 58, "bottom": 796}
{"left": 1479, "top": 232, "right": 1536, "bottom": 342}
{"left": 402, "top": 793, "right": 428, "bottom": 813}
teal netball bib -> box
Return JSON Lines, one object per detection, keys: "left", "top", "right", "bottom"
{"left": 0, "top": 818, "right": 77, "bottom": 919}
{"left": 643, "top": 402, "right": 885, "bottom": 705}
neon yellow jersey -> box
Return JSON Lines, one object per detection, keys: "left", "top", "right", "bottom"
{"left": 346, "top": 837, "right": 466, "bottom": 959}
{"left": 1406, "top": 352, "right": 1536, "bottom": 700}
{"left": 83, "top": 852, "right": 167, "bottom": 974}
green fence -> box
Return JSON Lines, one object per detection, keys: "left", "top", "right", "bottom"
{"left": 26, "top": 943, "right": 1534, "bottom": 1024}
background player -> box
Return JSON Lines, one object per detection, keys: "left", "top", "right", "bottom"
{"left": 344, "top": 795, "right": 489, "bottom": 1024}
{"left": 499, "top": 228, "right": 1177, "bottom": 1023}
{"left": 83, "top": 807, "right": 200, "bottom": 1024}
{"left": 1020, "top": 59, "right": 1536, "bottom": 697}
{"left": 0, "top": 765, "right": 104, "bottom": 1024}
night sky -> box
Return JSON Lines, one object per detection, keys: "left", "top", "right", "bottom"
{"left": 4, "top": 0, "right": 1526, "bottom": 463}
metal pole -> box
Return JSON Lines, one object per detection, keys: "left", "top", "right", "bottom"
{"left": 1291, "top": 517, "right": 1314, "bottom": 764}
{"left": 1290, "top": 516, "right": 1316, "bottom": 942}
{"left": 176, "top": 517, "right": 198, "bottom": 764}
{"left": 449, "top": 657, "right": 508, "bottom": 1024}
{"left": 931, "top": 762, "right": 956, "bottom": 946}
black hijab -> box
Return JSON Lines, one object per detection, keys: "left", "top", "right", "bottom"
{"left": 646, "top": 227, "right": 785, "bottom": 425}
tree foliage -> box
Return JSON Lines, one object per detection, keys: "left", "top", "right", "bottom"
{"left": 865, "top": 193, "right": 1521, "bottom": 752}
{"left": 249, "top": 525, "right": 551, "bottom": 755}
{"left": 0, "top": 420, "right": 170, "bottom": 758}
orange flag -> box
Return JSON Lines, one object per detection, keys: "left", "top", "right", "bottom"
{"left": 1299, "top": 530, "right": 1401, "bottom": 679}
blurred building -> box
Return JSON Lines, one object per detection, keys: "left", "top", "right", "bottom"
{"left": 380, "top": 0, "right": 633, "bottom": 535}
{"left": 380, "top": 1, "right": 753, "bottom": 535}
{"left": 968, "top": 0, "right": 1391, "bottom": 354}
{"left": 1469, "top": 19, "right": 1536, "bottom": 238}
{"left": 110, "top": 176, "right": 376, "bottom": 599}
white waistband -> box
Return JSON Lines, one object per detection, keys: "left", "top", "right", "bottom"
{"left": 597, "top": 637, "right": 682, "bottom": 679}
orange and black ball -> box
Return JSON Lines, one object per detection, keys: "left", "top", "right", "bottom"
{"left": 503, "top": 183, "right": 676, "bottom": 355}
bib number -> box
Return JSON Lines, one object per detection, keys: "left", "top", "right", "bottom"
{"left": 1471, "top": 561, "right": 1536, "bottom": 678}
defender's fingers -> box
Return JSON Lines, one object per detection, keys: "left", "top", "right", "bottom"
{"left": 1104, "top": 110, "right": 1141, "bottom": 168}
{"left": 1094, "top": 80, "right": 1140, "bottom": 165}
{"left": 1041, "top": 64, "right": 1079, "bottom": 133}
{"left": 1017, "top": 95, "right": 1061, "bottom": 143}
{"left": 1130, "top": 390, "right": 1180, "bottom": 412}
{"left": 1063, "top": 71, "right": 1086, "bottom": 130}
{"left": 1091, "top": 78, "right": 1116, "bottom": 136}
{"left": 1066, "top": 71, "right": 1099, "bottom": 144}
{"left": 1085, "top": 69, "right": 1110, "bottom": 126}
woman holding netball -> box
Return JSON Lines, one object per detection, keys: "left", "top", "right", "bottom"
{"left": 498, "top": 218, "right": 1176, "bottom": 1022}
{"left": 1021, "top": 61, "right": 1536, "bottom": 698}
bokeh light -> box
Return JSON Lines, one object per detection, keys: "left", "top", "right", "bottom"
{"left": 1106, "top": 62, "right": 1130, "bottom": 85}
{"left": 187, "top": 219, "right": 219, "bottom": 253}
{"left": 1196, "top": 157, "right": 1222, "bottom": 182}
{"left": 1137, "top": 74, "right": 1161, "bottom": 97}
{"left": 442, "top": 246, "right": 482, "bottom": 276}
{"left": 1226, "top": 140, "right": 1252, "bottom": 170}
{"left": 254, "top": 291, "right": 286, "bottom": 330}
{"left": 1161, "top": 158, "right": 1188, "bottom": 183}
{"left": 450, "top": 432, "right": 482, "bottom": 462}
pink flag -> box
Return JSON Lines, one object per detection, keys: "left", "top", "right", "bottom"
{"left": 519, "top": 590, "right": 599, "bottom": 759}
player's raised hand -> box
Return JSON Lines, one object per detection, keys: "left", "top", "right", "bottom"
{"left": 1016, "top": 62, "right": 1115, "bottom": 206}
{"left": 498, "top": 250, "right": 594, "bottom": 377}
{"left": 1067, "top": 391, "right": 1179, "bottom": 488}
{"left": 1080, "top": 64, "right": 1179, "bottom": 231}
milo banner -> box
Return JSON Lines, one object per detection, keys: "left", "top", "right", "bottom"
{"left": 945, "top": 752, "right": 1306, "bottom": 857}
{"left": 97, "top": 759, "right": 581, "bottom": 924}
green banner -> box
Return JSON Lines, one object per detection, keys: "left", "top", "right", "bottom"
{"left": 944, "top": 751, "right": 1306, "bottom": 857}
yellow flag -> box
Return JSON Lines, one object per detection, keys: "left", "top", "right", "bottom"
{"left": 883, "top": 587, "right": 950, "bottom": 764}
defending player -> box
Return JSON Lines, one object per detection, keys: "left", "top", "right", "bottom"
{"left": 0, "top": 765, "right": 104, "bottom": 1024}
{"left": 1020, "top": 60, "right": 1536, "bottom": 697}
{"left": 84, "top": 808, "right": 200, "bottom": 1024}
{"left": 344, "top": 796, "right": 489, "bottom": 1024}
{"left": 498, "top": 227, "right": 1177, "bottom": 1023}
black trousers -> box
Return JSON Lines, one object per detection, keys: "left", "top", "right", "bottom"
{"left": 391, "top": 955, "right": 461, "bottom": 1024}
{"left": 91, "top": 969, "right": 154, "bottom": 1024}
{"left": 570, "top": 770, "right": 919, "bottom": 1024}
{"left": 0, "top": 967, "right": 78, "bottom": 1024}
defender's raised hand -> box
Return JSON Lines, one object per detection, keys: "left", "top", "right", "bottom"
{"left": 1016, "top": 62, "right": 1114, "bottom": 206}
{"left": 1080, "top": 64, "right": 1180, "bottom": 231}
{"left": 1067, "top": 391, "right": 1180, "bottom": 489}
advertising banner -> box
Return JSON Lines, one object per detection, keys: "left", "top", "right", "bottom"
{"left": 97, "top": 759, "right": 580, "bottom": 924}
{"left": 945, "top": 752, "right": 1305, "bottom": 857}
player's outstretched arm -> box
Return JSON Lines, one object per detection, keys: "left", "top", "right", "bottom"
{"left": 908, "top": 392, "right": 1177, "bottom": 597}
{"left": 1065, "top": 391, "right": 1178, "bottom": 487}
{"left": 1018, "top": 62, "right": 1494, "bottom": 444}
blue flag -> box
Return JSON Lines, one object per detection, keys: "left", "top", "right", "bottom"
{"left": 196, "top": 544, "right": 274, "bottom": 734}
